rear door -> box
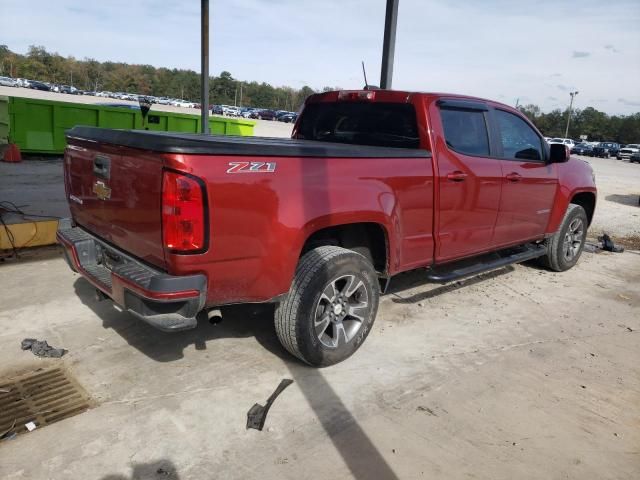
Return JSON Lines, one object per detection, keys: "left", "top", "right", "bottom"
{"left": 431, "top": 99, "right": 502, "bottom": 262}
{"left": 64, "top": 142, "right": 166, "bottom": 268}
{"left": 491, "top": 108, "right": 557, "bottom": 247}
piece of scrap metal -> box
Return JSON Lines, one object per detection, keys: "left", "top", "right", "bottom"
{"left": 247, "top": 379, "right": 294, "bottom": 431}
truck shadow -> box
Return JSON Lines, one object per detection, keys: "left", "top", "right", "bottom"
{"left": 72, "top": 278, "right": 290, "bottom": 363}
{"left": 99, "top": 459, "right": 179, "bottom": 479}
{"left": 605, "top": 193, "right": 640, "bottom": 207}
{"left": 388, "top": 265, "right": 515, "bottom": 304}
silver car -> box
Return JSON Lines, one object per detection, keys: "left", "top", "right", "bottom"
{"left": 0, "top": 76, "right": 18, "bottom": 87}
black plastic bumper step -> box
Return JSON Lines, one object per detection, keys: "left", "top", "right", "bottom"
{"left": 426, "top": 244, "right": 547, "bottom": 283}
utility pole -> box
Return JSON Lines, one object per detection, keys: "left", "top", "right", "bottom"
{"left": 239, "top": 83, "right": 243, "bottom": 107}
{"left": 380, "top": 0, "right": 399, "bottom": 89}
{"left": 564, "top": 91, "right": 579, "bottom": 138}
{"left": 200, "top": 0, "right": 210, "bottom": 134}
{"left": 234, "top": 87, "right": 238, "bottom": 107}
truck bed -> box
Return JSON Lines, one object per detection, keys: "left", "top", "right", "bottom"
{"left": 66, "top": 126, "right": 431, "bottom": 158}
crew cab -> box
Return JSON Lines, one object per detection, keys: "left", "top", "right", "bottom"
{"left": 57, "top": 89, "right": 597, "bottom": 366}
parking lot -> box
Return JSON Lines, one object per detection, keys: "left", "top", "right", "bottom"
{"left": 1, "top": 129, "right": 639, "bottom": 479}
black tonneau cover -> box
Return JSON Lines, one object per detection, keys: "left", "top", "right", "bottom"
{"left": 66, "top": 126, "right": 430, "bottom": 158}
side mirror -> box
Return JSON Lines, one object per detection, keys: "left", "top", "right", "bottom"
{"left": 549, "top": 143, "right": 570, "bottom": 163}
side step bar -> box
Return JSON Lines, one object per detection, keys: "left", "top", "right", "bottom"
{"left": 425, "top": 244, "right": 547, "bottom": 284}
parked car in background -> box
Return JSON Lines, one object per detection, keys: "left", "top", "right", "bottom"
{"left": 59, "top": 85, "right": 78, "bottom": 94}
{"left": 211, "top": 105, "right": 224, "bottom": 115}
{"left": 223, "top": 106, "right": 241, "bottom": 116}
{"left": 629, "top": 150, "right": 640, "bottom": 163}
{"left": 0, "top": 76, "right": 18, "bottom": 87}
{"left": 592, "top": 142, "right": 620, "bottom": 158}
{"left": 255, "top": 109, "right": 277, "bottom": 120}
{"left": 618, "top": 144, "right": 640, "bottom": 161}
{"left": 571, "top": 143, "right": 593, "bottom": 156}
{"left": 550, "top": 138, "right": 576, "bottom": 150}
{"left": 278, "top": 112, "right": 298, "bottom": 123}
{"left": 29, "top": 80, "right": 50, "bottom": 91}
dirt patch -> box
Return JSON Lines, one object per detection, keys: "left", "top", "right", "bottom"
{"left": 616, "top": 234, "right": 640, "bottom": 250}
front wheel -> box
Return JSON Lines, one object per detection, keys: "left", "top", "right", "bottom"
{"left": 275, "top": 246, "right": 380, "bottom": 367}
{"left": 539, "top": 204, "right": 588, "bottom": 272}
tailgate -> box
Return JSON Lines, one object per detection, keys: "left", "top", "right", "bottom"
{"left": 64, "top": 143, "right": 166, "bottom": 269}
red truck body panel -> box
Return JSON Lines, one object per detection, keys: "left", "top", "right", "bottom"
{"left": 62, "top": 90, "right": 596, "bottom": 309}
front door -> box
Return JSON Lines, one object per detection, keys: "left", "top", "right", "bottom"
{"left": 432, "top": 100, "right": 502, "bottom": 262}
{"left": 491, "top": 109, "right": 557, "bottom": 247}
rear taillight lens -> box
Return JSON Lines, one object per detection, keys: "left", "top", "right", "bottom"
{"left": 162, "top": 171, "right": 206, "bottom": 253}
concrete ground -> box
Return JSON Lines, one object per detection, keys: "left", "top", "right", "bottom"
{"left": 1, "top": 131, "right": 639, "bottom": 478}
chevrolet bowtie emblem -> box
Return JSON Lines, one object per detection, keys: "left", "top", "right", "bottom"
{"left": 93, "top": 180, "right": 111, "bottom": 200}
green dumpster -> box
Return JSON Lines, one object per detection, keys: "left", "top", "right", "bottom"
{"left": 0, "top": 96, "right": 8, "bottom": 145}
{"left": 8, "top": 96, "right": 255, "bottom": 154}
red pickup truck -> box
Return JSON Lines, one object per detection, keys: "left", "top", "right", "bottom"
{"left": 57, "top": 89, "right": 596, "bottom": 366}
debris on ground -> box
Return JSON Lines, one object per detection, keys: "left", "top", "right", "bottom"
{"left": 21, "top": 338, "right": 67, "bottom": 358}
{"left": 598, "top": 233, "right": 624, "bottom": 253}
{"left": 247, "top": 379, "right": 294, "bottom": 431}
{"left": 25, "top": 421, "right": 37, "bottom": 432}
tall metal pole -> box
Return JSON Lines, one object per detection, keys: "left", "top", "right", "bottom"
{"left": 380, "top": 0, "right": 399, "bottom": 89}
{"left": 564, "top": 91, "right": 578, "bottom": 138}
{"left": 200, "top": 0, "right": 210, "bottom": 134}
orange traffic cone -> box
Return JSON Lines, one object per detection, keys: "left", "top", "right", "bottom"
{"left": 2, "top": 143, "right": 22, "bottom": 163}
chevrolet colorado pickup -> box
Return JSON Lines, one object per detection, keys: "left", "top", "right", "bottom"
{"left": 57, "top": 89, "right": 597, "bottom": 366}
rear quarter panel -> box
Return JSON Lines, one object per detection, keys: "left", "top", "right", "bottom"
{"left": 161, "top": 153, "right": 434, "bottom": 305}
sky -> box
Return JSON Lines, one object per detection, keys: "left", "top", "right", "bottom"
{"left": 2, "top": 0, "right": 640, "bottom": 114}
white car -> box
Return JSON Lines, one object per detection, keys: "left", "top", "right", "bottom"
{"left": 617, "top": 144, "right": 640, "bottom": 161}
{"left": 0, "top": 76, "right": 18, "bottom": 87}
{"left": 223, "top": 106, "right": 241, "bottom": 116}
{"left": 550, "top": 138, "right": 576, "bottom": 149}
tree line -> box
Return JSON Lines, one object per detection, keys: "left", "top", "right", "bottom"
{"left": 517, "top": 104, "right": 640, "bottom": 144}
{"left": 0, "top": 45, "right": 329, "bottom": 111}
{"left": 1, "top": 45, "right": 639, "bottom": 141}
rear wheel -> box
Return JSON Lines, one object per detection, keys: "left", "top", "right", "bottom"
{"left": 275, "top": 246, "right": 380, "bottom": 367}
{"left": 539, "top": 204, "right": 588, "bottom": 272}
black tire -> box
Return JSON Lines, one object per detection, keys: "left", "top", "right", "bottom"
{"left": 539, "top": 204, "right": 588, "bottom": 272}
{"left": 275, "top": 246, "right": 380, "bottom": 367}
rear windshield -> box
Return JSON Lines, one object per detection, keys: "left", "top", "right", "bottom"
{"left": 296, "top": 102, "right": 420, "bottom": 149}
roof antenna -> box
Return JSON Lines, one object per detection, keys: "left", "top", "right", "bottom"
{"left": 362, "top": 61, "right": 379, "bottom": 90}
{"left": 362, "top": 61, "right": 369, "bottom": 89}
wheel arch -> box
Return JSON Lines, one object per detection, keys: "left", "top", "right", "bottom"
{"left": 299, "top": 222, "right": 390, "bottom": 275}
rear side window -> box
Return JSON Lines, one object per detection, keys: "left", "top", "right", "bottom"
{"left": 296, "top": 102, "right": 420, "bottom": 148}
{"left": 495, "top": 110, "right": 543, "bottom": 161}
{"left": 440, "top": 109, "right": 490, "bottom": 156}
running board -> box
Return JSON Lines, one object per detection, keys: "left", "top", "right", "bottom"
{"left": 425, "top": 244, "right": 547, "bottom": 284}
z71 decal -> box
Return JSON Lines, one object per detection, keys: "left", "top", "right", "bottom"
{"left": 226, "top": 161, "right": 277, "bottom": 174}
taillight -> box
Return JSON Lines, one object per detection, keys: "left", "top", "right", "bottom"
{"left": 162, "top": 170, "right": 206, "bottom": 253}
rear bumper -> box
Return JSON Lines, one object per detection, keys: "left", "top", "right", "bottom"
{"left": 56, "top": 219, "right": 206, "bottom": 332}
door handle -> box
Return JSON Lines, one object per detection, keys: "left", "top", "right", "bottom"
{"left": 506, "top": 172, "right": 522, "bottom": 182}
{"left": 447, "top": 171, "right": 468, "bottom": 182}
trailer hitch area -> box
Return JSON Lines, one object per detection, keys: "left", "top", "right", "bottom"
{"left": 246, "top": 379, "right": 294, "bottom": 431}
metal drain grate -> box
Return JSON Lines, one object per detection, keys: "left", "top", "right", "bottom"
{"left": 0, "top": 367, "right": 92, "bottom": 438}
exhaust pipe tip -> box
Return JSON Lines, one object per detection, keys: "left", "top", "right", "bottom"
{"left": 207, "top": 308, "right": 223, "bottom": 325}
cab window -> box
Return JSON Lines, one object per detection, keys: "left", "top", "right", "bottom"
{"left": 440, "top": 109, "right": 490, "bottom": 156}
{"left": 495, "top": 110, "right": 544, "bottom": 161}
